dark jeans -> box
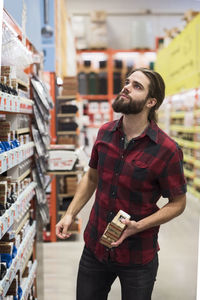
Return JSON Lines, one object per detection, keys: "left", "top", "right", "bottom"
{"left": 76, "top": 246, "right": 159, "bottom": 300}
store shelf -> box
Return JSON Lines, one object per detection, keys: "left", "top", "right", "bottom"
{"left": 194, "top": 160, "right": 200, "bottom": 168}
{"left": 183, "top": 169, "right": 195, "bottom": 179}
{"left": 80, "top": 95, "right": 108, "bottom": 100}
{"left": 21, "top": 248, "right": 33, "bottom": 275}
{"left": 170, "top": 111, "right": 185, "bottom": 118}
{"left": 194, "top": 178, "right": 200, "bottom": 187}
{"left": 171, "top": 125, "right": 200, "bottom": 133}
{"left": 183, "top": 155, "right": 195, "bottom": 164}
{"left": 21, "top": 260, "right": 37, "bottom": 300}
{"left": 16, "top": 128, "right": 30, "bottom": 135}
{"left": 15, "top": 212, "right": 30, "bottom": 235}
{"left": 170, "top": 125, "right": 195, "bottom": 133}
{"left": 48, "top": 171, "right": 82, "bottom": 176}
{"left": 0, "top": 92, "right": 33, "bottom": 114}
{"left": 17, "top": 79, "right": 29, "bottom": 90}
{"left": 0, "top": 222, "right": 36, "bottom": 298}
{"left": 18, "top": 169, "right": 31, "bottom": 182}
{"left": 57, "top": 131, "right": 78, "bottom": 135}
{"left": 57, "top": 95, "right": 77, "bottom": 100}
{"left": 0, "top": 141, "right": 34, "bottom": 174}
{"left": 57, "top": 113, "right": 77, "bottom": 118}
{"left": 0, "top": 182, "right": 36, "bottom": 239}
{"left": 187, "top": 186, "right": 197, "bottom": 197}
{"left": 173, "top": 137, "right": 200, "bottom": 149}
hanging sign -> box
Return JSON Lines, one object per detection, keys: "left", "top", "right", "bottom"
{"left": 155, "top": 14, "right": 200, "bottom": 96}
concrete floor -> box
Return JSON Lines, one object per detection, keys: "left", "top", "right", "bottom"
{"left": 43, "top": 194, "right": 200, "bottom": 300}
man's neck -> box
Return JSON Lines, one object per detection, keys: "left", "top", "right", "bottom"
{"left": 122, "top": 113, "right": 149, "bottom": 141}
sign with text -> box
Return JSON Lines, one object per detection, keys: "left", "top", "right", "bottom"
{"left": 155, "top": 14, "right": 200, "bottom": 96}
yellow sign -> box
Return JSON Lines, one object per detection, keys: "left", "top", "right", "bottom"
{"left": 155, "top": 14, "right": 200, "bottom": 96}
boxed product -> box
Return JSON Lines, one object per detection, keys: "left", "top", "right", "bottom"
{"left": 48, "top": 145, "right": 77, "bottom": 171}
{"left": 57, "top": 136, "right": 77, "bottom": 145}
{"left": 100, "top": 210, "right": 131, "bottom": 248}
{"left": 65, "top": 176, "right": 78, "bottom": 194}
{"left": 89, "top": 10, "right": 107, "bottom": 49}
{"left": 61, "top": 76, "right": 78, "bottom": 96}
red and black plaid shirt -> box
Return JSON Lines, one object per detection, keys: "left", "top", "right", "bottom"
{"left": 84, "top": 117, "right": 187, "bottom": 265}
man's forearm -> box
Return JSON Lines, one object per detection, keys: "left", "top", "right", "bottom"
{"left": 136, "top": 196, "right": 186, "bottom": 232}
{"left": 111, "top": 194, "right": 186, "bottom": 247}
{"left": 65, "top": 170, "right": 97, "bottom": 218}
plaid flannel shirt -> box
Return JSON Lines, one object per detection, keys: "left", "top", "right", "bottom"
{"left": 84, "top": 117, "right": 187, "bottom": 265}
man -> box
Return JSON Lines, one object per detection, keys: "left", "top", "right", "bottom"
{"left": 56, "top": 68, "right": 187, "bottom": 300}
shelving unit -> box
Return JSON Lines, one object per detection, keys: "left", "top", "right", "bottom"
{"left": 158, "top": 88, "right": 200, "bottom": 199}
{"left": 46, "top": 79, "right": 84, "bottom": 241}
{"left": 0, "top": 8, "right": 52, "bottom": 299}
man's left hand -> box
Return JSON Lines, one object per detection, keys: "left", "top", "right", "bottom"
{"left": 111, "top": 219, "right": 139, "bottom": 247}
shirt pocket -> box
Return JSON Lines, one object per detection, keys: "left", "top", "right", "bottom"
{"left": 131, "top": 159, "right": 149, "bottom": 180}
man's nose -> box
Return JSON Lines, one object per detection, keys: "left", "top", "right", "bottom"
{"left": 122, "top": 87, "right": 129, "bottom": 94}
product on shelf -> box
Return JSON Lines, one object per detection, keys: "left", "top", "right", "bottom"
{"left": 158, "top": 88, "right": 200, "bottom": 197}
{"left": 60, "top": 103, "right": 78, "bottom": 114}
{"left": 48, "top": 145, "right": 78, "bottom": 171}
{"left": 89, "top": 10, "right": 108, "bottom": 49}
{"left": 61, "top": 76, "right": 78, "bottom": 96}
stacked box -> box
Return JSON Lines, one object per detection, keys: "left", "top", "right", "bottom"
{"left": 0, "top": 181, "right": 7, "bottom": 209}
{"left": 65, "top": 176, "right": 78, "bottom": 194}
{"left": 57, "top": 136, "right": 77, "bottom": 145}
{"left": 62, "top": 77, "right": 78, "bottom": 96}
{"left": 89, "top": 11, "right": 107, "bottom": 49}
{"left": 100, "top": 210, "right": 131, "bottom": 248}
{"left": 6, "top": 277, "right": 18, "bottom": 296}
{"left": 0, "top": 121, "right": 12, "bottom": 142}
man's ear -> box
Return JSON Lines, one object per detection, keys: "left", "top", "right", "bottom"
{"left": 147, "top": 98, "right": 157, "bottom": 108}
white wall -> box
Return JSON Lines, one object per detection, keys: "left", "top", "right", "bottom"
{"left": 66, "top": 0, "right": 200, "bottom": 49}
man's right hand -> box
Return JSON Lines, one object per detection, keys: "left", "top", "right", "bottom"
{"left": 56, "top": 214, "right": 73, "bottom": 239}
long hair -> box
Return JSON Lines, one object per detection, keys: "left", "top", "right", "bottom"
{"left": 129, "top": 68, "right": 165, "bottom": 122}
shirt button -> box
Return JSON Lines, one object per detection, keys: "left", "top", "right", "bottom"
{"left": 121, "top": 137, "right": 124, "bottom": 140}
{"left": 112, "top": 192, "right": 115, "bottom": 196}
{"left": 121, "top": 155, "right": 124, "bottom": 159}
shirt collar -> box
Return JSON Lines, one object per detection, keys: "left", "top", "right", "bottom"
{"left": 111, "top": 116, "right": 159, "bottom": 144}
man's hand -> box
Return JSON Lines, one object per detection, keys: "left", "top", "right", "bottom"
{"left": 111, "top": 219, "right": 139, "bottom": 247}
{"left": 56, "top": 214, "right": 73, "bottom": 239}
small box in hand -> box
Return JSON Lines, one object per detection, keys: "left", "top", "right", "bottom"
{"left": 100, "top": 210, "right": 131, "bottom": 248}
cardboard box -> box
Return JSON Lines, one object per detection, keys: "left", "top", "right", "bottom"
{"left": 100, "top": 210, "right": 131, "bottom": 248}
{"left": 48, "top": 146, "right": 77, "bottom": 171}
{"left": 65, "top": 176, "right": 78, "bottom": 193}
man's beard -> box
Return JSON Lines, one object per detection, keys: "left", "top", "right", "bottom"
{"left": 112, "top": 93, "right": 148, "bottom": 115}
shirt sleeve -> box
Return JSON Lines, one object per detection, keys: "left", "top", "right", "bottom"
{"left": 158, "top": 146, "right": 187, "bottom": 198}
{"left": 88, "top": 128, "right": 103, "bottom": 169}
{"left": 88, "top": 141, "right": 98, "bottom": 169}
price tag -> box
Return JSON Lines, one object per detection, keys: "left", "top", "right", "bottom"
{"left": 10, "top": 96, "right": 14, "bottom": 112}
{"left": 4, "top": 97, "right": 7, "bottom": 111}
{"left": 0, "top": 222, "right": 3, "bottom": 234}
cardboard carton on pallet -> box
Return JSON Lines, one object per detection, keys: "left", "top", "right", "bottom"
{"left": 100, "top": 210, "right": 131, "bottom": 248}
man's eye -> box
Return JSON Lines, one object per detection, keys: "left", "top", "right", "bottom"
{"left": 134, "top": 84, "right": 141, "bottom": 89}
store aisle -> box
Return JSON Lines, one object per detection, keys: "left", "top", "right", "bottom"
{"left": 43, "top": 194, "right": 199, "bottom": 300}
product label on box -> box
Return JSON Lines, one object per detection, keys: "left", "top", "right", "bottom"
{"left": 48, "top": 150, "right": 77, "bottom": 171}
